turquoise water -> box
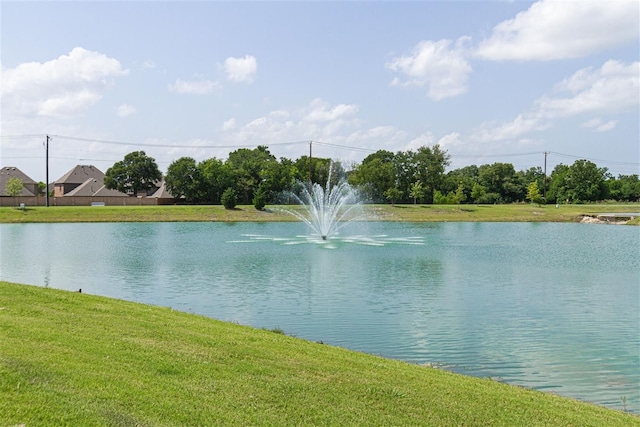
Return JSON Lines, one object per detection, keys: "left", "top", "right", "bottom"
{"left": 1, "top": 221, "right": 638, "bottom": 413}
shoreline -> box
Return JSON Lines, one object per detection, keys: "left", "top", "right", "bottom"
{"left": 2, "top": 203, "right": 640, "bottom": 225}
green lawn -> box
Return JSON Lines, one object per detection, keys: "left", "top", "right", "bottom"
{"left": 1, "top": 282, "right": 637, "bottom": 426}
{"left": 2, "top": 203, "right": 639, "bottom": 224}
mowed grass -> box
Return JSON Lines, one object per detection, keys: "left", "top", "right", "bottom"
{"left": 2, "top": 203, "right": 640, "bottom": 223}
{"left": 1, "top": 282, "right": 637, "bottom": 426}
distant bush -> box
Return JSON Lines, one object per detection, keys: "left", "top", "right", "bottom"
{"left": 221, "top": 188, "right": 237, "bottom": 209}
{"left": 253, "top": 186, "right": 267, "bottom": 211}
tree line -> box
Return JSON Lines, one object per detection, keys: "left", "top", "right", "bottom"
{"left": 103, "top": 146, "right": 640, "bottom": 208}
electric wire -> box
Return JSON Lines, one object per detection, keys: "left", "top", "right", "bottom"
{"left": 2, "top": 133, "right": 638, "bottom": 171}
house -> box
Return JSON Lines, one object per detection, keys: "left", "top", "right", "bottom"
{"left": 63, "top": 178, "right": 128, "bottom": 197}
{"left": 54, "top": 165, "right": 106, "bottom": 197}
{"left": 148, "top": 180, "right": 173, "bottom": 199}
{"left": 54, "top": 164, "right": 174, "bottom": 201}
{"left": 0, "top": 166, "right": 39, "bottom": 196}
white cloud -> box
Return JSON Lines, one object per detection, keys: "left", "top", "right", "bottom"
{"left": 224, "top": 55, "right": 257, "bottom": 84}
{"left": 218, "top": 99, "right": 383, "bottom": 157}
{"left": 538, "top": 60, "right": 639, "bottom": 117}
{"left": 475, "top": 0, "right": 639, "bottom": 61}
{"left": 1, "top": 47, "right": 128, "bottom": 118}
{"left": 302, "top": 98, "right": 358, "bottom": 122}
{"left": 582, "top": 118, "right": 618, "bottom": 132}
{"left": 405, "top": 132, "right": 436, "bottom": 152}
{"left": 474, "top": 60, "right": 638, "bottom": 142}
{"left": 386, "top": 37, "right": 472, "bottom": 100}
{"left": 437, "top": 132, "right": 462, "bottom": 149}
{"left": 116, "top": 104, "right": 137, "bottom": 118}
{"left": 475, "top": 113, "right": 551, "bottom": 143}
{"left": 168, "top": 78, "right": 220, "bottom": 95}
{"left": 222, "top": 118, "right": 236, "bottom": 131}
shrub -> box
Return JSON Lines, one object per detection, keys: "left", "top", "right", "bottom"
{"left": 253, "top": 187, "right": 267, "bottom": 211}
{"left": 221, "top": 187, "right": 237, "bottom": 209}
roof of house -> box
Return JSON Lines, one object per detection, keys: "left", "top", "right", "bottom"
{"left": 55, "top": 165, "right": 104, "bottom": 185}
{"left": 92, "top": 185, "right": 129, "bottom": 197}
{"left": 0, "top": 166, "right": 37, "bottom": 196}
{"left": 64, "top": 178, "right": 128, "bottom": 197}
{"left": 148, "top": 180, "right": 175, "bottom": 199}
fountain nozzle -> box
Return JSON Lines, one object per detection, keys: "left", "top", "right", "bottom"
{"left": 322, "top": 235, "right": 327, "bottom": 240}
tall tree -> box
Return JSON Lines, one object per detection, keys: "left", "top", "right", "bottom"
{"left": 226, "top": 146, "right": 276, "bottom": 204}
{"left": 563, "top": 160, "right": 609, "bottom": 202}
{"left": 199, "top": 157, "right": 232, "bottom": 204}
{"left": 392, "top": 150, "right": 417, "bottom": 204}
{"left": 607, "top": 174, "right": 640, "bottom": 202}
{"left": 478, "top": 162, "right": 524, "bottom": 203}
{"left": 348, "top": 150, "right": 396, "bottom": 203}
{"left": 549, "top": 160, "right": 609, "bottom": 203}
{"left": 165, "top": 157, "right": 202, "bottom": 203}
{"left": 413, "top": 145, "right": 451, "bottom": 204}
{"left": 105, "top": 151, "right": 162, "bottom": 196}
{"left": 259, "top": 158, "right": 297, "bottom": 201}
{"left": 293, "top": 155, "right": 333, "bottom": 186}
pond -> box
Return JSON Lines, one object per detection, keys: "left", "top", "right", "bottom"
{"left": 1, "top": 221, "right": 638, "bottom": 413}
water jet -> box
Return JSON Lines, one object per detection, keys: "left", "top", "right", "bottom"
{"left": 282, "top": 164, "right": 363, "bottom": 240}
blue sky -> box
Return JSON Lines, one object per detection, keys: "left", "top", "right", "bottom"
{"left": 1, "top": 0, "right": 638, "bottom": 182}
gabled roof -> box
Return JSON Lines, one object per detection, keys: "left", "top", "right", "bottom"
{"left": 55, "top": 165, "right": 104, "bottom": 185}
{"left": 149, "top": 180, "right": 175, "bottom": 199}
{"left": 64, "top": 178, "right": 128, "bottom": 197}
{"left": 0, "top": 166, "right": 37, "bottom": 196}
{"left": 92, "top": 185, "right": 129, "bottom": 197}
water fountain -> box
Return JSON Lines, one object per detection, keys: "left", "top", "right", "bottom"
{"left": 232, "top": 164, "right": 422, "bottom": 247}
{"left": 283, "top": 167, "right": 363, "bottom": 240}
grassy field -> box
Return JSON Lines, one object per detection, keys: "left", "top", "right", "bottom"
{"left": 1, "top": 203, "right": 640, "bottom": 224}
{"left": 1, "top": 281, "right": 637, "bottom": 426}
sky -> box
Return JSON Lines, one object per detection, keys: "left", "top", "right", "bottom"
{"left": 1, "top": 0, "right": 639, "bottom": 183}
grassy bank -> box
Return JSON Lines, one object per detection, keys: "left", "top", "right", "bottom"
{"left": 2, "top": 203, "right": 640, "bottom": 223}
{"left": 1, "top": 282, "right": 637, "bottom": 426}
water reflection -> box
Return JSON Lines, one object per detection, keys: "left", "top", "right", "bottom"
{"left": 0, "top": 221, "right": 638, "bottom": 413}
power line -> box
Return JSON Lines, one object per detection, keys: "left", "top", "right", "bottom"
{"left": 548, "top": 151, "right": 640, "bottom": 166}
{"left": 3, "top": 133, "right": 638, "bottom": 169}
{"left": 313, "top": 140, "right": 377, "bottom": 153}
{"left": 49, "top": 134, "right": 310, "bottom": 149}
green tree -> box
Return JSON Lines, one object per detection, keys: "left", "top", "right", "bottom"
{"left": 383, "top": 187, "right": 403, "bottom": 207}
{"left": 293, "top": 155, "right": 333, "bottom": 186}
{"left": 442, "top": 165, "right": 479, "bottom": 204}
{"left": 453, "top": 184, "right": 467, "bottom": 204}
{"left": 550, "top": 160, "right": 608, "bottom": 203}
{"left": 6, "top": 177, "right": 23, "bottom": 207}
{"left": 105, "top": 151, "right": 162, "bottom": 196}
{"left": 414, "top": 145, "right": 451, "bottom": 204}
{"left": 392, "top": 150, "right": 417, "bottom": 204}
{"left": 259, "top": 158, "right": 297, "bottom": 202}
{"left": 409, "top": 181, "right": 423, "bottom": 204}
{"left": 607, "top": 174, "right": 640, "bottom": 202}
{"left": 548, "top": 164, "right": 570, "bottom": 203}
{"left": 253, "top": 185, "right": 267, "bottom": 211}
{"left": 526, "top": 181, "right": 545, "bottom": 205}
{"left": 37, "top": 182, "right": 47, "bottom": 196}
{"left": 165, "top": 157, "right": 203, "bottom": 203}
{"left": 226, "top": 146, "right": 276, "bottom": 204}
{"left": 471, "top": 183, "right": 487, "bottom": 204}
{"left": 478, "top": 162, "right": 524, "bottom": 203}
{"left": 221, "top": 187, "right": 238, "bottom": 209}
{"left": 199, "top": 158, "right": 232, "bottom": 204}
{"left": 349, "top": 151, "right": 396, "bottom": 203}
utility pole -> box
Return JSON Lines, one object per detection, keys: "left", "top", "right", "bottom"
{"left": 46, "top": 135, "right": 50, "bottom": 207}
{"left": 308, "top": 140, "right": 312, "bottom": 183}
{"left": 543, "top": 151, "right": 549, "bottom": 199}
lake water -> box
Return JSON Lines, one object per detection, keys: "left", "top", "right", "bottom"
{"left": 1, "top": 221, "right": 638, "bottom": 413}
